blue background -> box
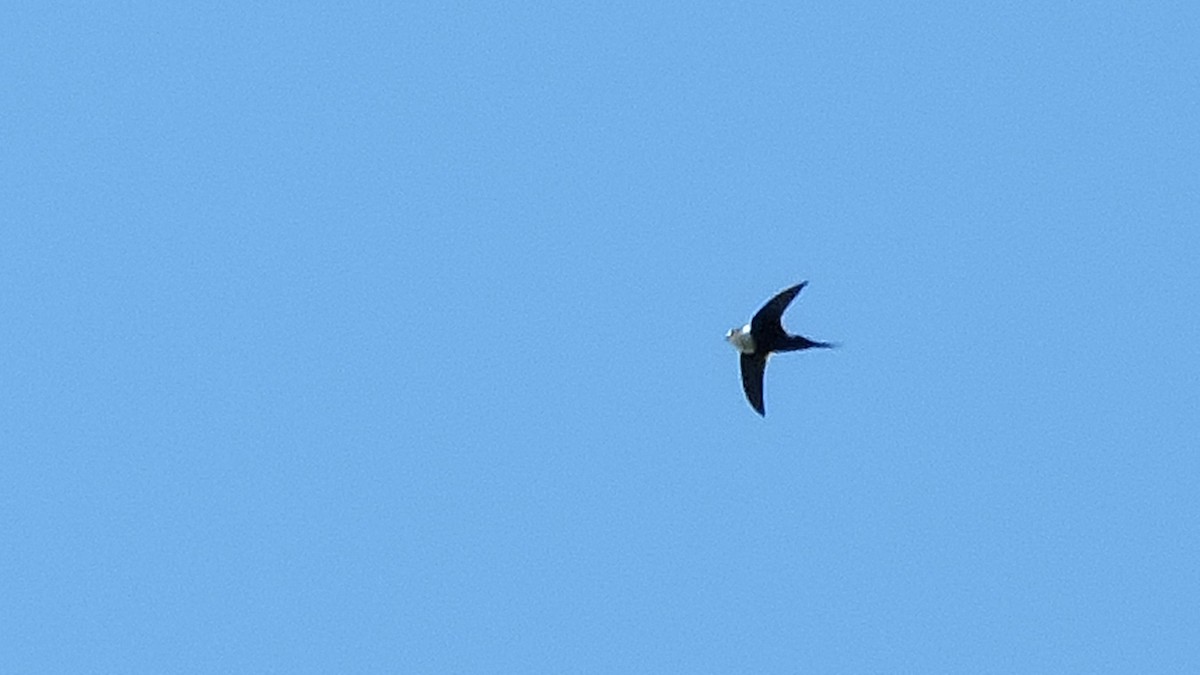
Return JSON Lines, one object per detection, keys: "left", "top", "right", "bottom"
{"left": 4, "top": 2, "right": 1198, "bottom": 672}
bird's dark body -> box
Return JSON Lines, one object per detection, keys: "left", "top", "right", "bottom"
{"left": 733, "top": 282, "right": 832, "bottom": 416}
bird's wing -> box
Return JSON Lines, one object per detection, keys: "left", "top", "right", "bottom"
{"left": 739, "top": 353, "right": 768, "bottom": 416}
{"left": 750, "top": 281, "right": 807, "bottom": 335}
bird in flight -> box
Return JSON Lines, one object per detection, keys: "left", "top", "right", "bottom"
{"left": 726, "top": 281, "right": 834, "bottom": 416}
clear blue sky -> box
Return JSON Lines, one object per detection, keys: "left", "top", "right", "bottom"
{"left": 4, "top": 2, "right": 1198, "bottom": 672}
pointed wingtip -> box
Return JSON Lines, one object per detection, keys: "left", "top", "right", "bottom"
{"left": 783, "top": 280, "right": 808, "bottom": 296}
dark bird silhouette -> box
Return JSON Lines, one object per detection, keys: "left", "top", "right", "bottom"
{"left": 726, "top": 282, "right": 833, "bottom": 416}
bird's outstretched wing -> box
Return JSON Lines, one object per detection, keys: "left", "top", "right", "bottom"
{"left": 739, "top": 353, "right": 768, "bottom": 416}
{"left": 751, "top": 281, "right": 807, "bottom": 336}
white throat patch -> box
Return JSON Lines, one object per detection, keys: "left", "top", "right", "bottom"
{"left": 726, "top": 324, "right": 756, "bottom": 354}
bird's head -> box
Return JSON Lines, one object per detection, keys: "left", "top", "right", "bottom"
{"left": 725, "top": 324, "right": 755, "bottom": 354}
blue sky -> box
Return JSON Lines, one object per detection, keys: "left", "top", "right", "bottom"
{"left": 3, "top": 2, "right": 1198, "bottom": 672}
